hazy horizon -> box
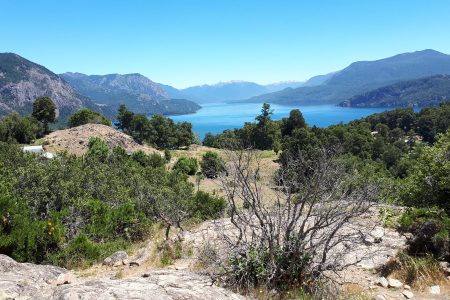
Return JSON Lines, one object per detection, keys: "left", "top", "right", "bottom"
{"left": 2, "top": 0, "right": 450, "bottom": 88}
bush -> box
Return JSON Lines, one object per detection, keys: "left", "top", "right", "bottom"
{"left": 0, "top": 113, "right": 42, "bottom": 143}
{"left": 191, "top": 191, "right": 226, "bottom": 220}
{"left": 200, "top": 151, "right": 226, "bottom": 178}
{"left": 172, "top": 157, "right": 198, "bottom": 175}
{"left": 0, "top": 192, "right": 63, "bottom": 263}
{"left": 131, "top": 150, "right": 165, "bottom": 168}
{"left": 68, "top": 109, "right": 111, "bottom": 128}
{"left": 395, "top": 130, "right": 450, "bottom": 210}
{"left": 164, "top": 149, "right": 172, "bottom": 162}
{"left": 87, "top": 137, "right": 109, "bottom": 161}
{"left": 82, "top": 199, "right": 152, "bottom": 242}
{"left": 0, "top": 139, "right": 197, "bottom": 267}
{"left": 228, "top": 243, "right": 312, "bottom": 291}
{"left": 47, "top": 234, "right": 128, "bottom": 269}
{"left": 399, "top": 207, "right": 450, "bottom": 259}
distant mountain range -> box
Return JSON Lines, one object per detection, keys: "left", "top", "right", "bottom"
{"left": 160, "top": 80, "right": 305, "bottom": 103}
{"left": 248, "top": 49, "right": 450, "bottom": 106}
{"left": 2, "top": 49, "right": 450, "bottom": 122}
{"left": 0, "top": 53, "right": 106, "bottom": 120}
{"left": 339, "top": 75, "right": 450, "bottom": 107}
{"left": 60, "top": 73, "right": 200, "bottom": 115}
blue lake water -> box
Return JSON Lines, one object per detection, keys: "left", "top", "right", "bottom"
{"left": 170, "top": 102, "right": 392, "bottom": 139}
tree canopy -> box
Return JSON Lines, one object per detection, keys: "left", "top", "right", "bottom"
{"left": 32, "top": 96, "right": 56, "bottom": 133}
{"left": 68, "top": 109, "right": 111, "bottom": 128}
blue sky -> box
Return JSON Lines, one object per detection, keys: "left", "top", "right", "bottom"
{"left": 1, "top": 0, "right": 450, "bottom": 88}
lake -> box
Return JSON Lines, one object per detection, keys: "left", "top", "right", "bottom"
{"left": 169, "top": 102, "right": 392, "bottom": 139}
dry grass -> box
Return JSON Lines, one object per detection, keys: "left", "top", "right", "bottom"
{"left": 172, "top": 145, "right": 280, "bottom": 201}
{"left": 379, "top": 251, "right": 447, "bottom": 290}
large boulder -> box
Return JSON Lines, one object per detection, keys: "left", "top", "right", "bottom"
{"left": 103, "top": 251, "right": 128, "bottom": 267}
{"left": 0, "top": 254, "right": 67, "bottom": 299}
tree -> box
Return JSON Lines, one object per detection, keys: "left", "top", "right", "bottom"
{"left": 32, "top": 96, "right": 56, "bottom": 133}
{"left": 281, "top": 109, "right": 306, "bottom": 136}
{"left": 202, "top": 133, "right": 217, "bottom": 147}
{"left": 255, "top": 103, "right": 273, "bottom": 126}
{"left": 249, "top": 103, "right": 281, "bottom": 150}
{"left": 148, "top": 115, "right": 177, "bottom": 148}
{"left": 152, "top": 172, "right": 195, "bottom": 239}
{"left": 115, "top": 104, "right": 134, "bottom": 134}
{"left": 130, "top": 114, "right": 152, "bottom": 144}
{"left": 200, "top": 151, "right": 226, "bottom": 178}
{"left": 176, "top": 122, "right": 196, "bottom": 148}
{"left": 398, "top": 130, "right": 450, "bottom": 211}
{"left": 68, "top": 109, "right": 110, "bottom": 128}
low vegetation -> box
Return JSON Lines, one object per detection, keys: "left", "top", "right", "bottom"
{"left": 172, "top": 156, "right": 199, "bottom": 175}
{"left": 0, "top": 137, "right": 225, "bottom": 267}
{"left": 200, "top": 151, "right": 226, "bottom": 178}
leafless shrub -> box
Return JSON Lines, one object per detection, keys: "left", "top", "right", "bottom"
{"left": 205, "top": 147, "right": 380, "bottom": 293}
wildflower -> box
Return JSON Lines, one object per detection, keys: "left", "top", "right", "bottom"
{"left": 48, "top": 232, "right": 52, "bottom": 235}
{"left": 48, "top": 222, "right": 52, "bottom": 226}
{"left": 51, "top": 227, "right": 55, "bottom": 231}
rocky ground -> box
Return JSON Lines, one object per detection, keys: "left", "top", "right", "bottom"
{"left": 41, "top": 124, "right": 159, "bottom": 156}
{"left": 1, "top": 213, "right": 449, "bottom": 300}
{"left": 0, "top": 253, "right": 244, "bottom": 300}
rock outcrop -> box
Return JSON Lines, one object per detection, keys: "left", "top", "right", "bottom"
{"left": 0, "top": 53, "right": 105, "bottom": 120}
{"left": 0, "top": 254, "right": 245, "bottom": 300}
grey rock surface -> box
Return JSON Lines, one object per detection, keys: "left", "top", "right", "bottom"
{"left": 103, "top": 251, "right": 128, "bottom": 267}
{"left": 388, "top": 278, "right": 403, "bottom": 288}
{"left": 0, "top": 254, "right": 245, "bottom": 300}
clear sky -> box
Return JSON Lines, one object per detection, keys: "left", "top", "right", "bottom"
{"left": 1, "top": 0, "right": 450, "bottom": 88}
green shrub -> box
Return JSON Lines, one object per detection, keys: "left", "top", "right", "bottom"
{"left": 0, "top": 140, "right": 194, "bottom": 267}
{"left": 200, "top": 151, "right": 226, "bottom": 178}
{"left": 87, "top": 137, "right": 109, "bottom": 161}
{"left": 131, "top": 150, "right": 165, "bottom": 168}
{"left": 68, "top": 109, "right": 111, "bottom": 128}
{"left": 395, "top": 130, "right": 450, "bottom": 211}
{"left": 191, "top": 191, "right": 226, "bottom": 220}
{"left": 83, "top": 200, "right": 152, "bottom": 242}
{"left": 47, "top": 234, "right": 128, "bottom": 269}
{"left": 158, "top": 240, "right": 183, "bottom": 266}
{"left": 0, "top": 113, "right": 42, "bottom": 143}
{"left": 164, "top": 149, "right": 172, "bottom": 162}
{"left": 0, "top": 192, "right": 63, "bottom": 263}
{"left": 399, "top": 207, "right": 450, "bottom": 259}
{"left": 172, "top": 157, "right": 198, "bottom": 175}
{"left": 228, "top": 244, "right": 312, "bottom": 291}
